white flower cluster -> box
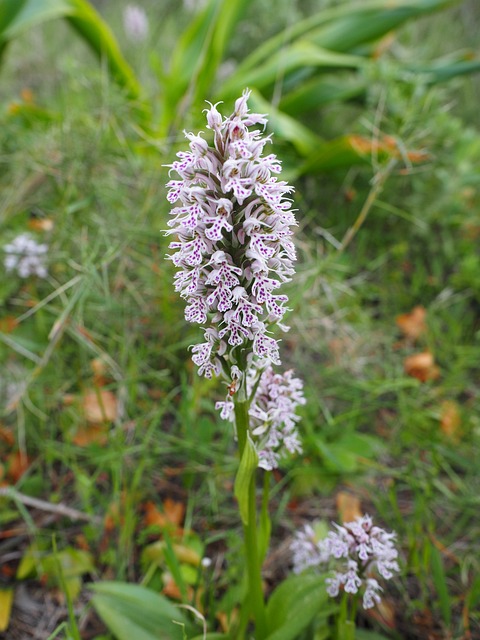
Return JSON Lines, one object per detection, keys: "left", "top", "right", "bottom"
{"left": 123, "top": 5, "right": 149, "bottom": 42}
{"left": 165, "top": 90, "right": 297, "bottom": 380}
{"left": 216, "top": 365, "right": 305, "bottom": 470}
{"left": 4, "top": 233, "right": 48, "bottom": 278}
{"left": 292, "top": 514, "right": 400, "bottom": 609}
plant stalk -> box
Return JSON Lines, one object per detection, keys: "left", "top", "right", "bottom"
{"left": 234, "top": 399, "right": 268, "bottom": 640}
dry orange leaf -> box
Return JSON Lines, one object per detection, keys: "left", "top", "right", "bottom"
{"left": 440, "top": 400, "right": 461, "bottom": 440}
{"left": 336, "top": 492, "right": 362, "bottom": 523}
{"left": 144, "top": 499, "right": 185, "bottom": 530}
{"left": 104, "top": 500, "right": 122, "bottom": 532}
{"left": 82, "top": 389, "right": 117, "bottom": 423}
{"left": 20, "top": 88, "right": 34, "bottom": 103}
{"left": 90, "top": 357, "right": 108, "bottom": 386}
{"left": 162, "top": 577, "right": 193, "bottom": 601}
{"left": 348, "top": 134, "right": 429, "bottom": 164}
{"left": 72, "top": 424, "right": 108, "bottom": 447}
{"left": 162, "top": 578, "right": 183, "bottom": 600}
{"left": 0, "top": 425, "right": 14, "bottom": 446}
{"left": 396, "top": 306, "right": 427, "bottom": 341}
{"left": 404, "top": 351, "right": 440, "bottom": 382}
{"left": 163, "top": 498, "right": 185, "bottom": 526}
{"left": 28, "top": 217, "right": 54, "bottom": 232}
{"left": 217, "top": 609, "right": 238, "bottom": 633}
{"left": 6, "top": 452, "right": 32, "bottom": 483}
{"left": 0, "top": 317, "right": 18, "bottom": 333}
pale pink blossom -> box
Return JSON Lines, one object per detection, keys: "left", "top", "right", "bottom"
{"left": 291, "top": 515, "right": 400, "bottom": 609}
{"left": 165, "top": 90, "right": 297, "bottom": 380}
{"left": 4, "top": 233, "right": 48, "bottom": 278}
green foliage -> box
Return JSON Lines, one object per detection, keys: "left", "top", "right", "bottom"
{"left": 0, "top": 0, "right": 140, "bottom": 97}
{"left": 90, "top": 582, "right": 194, "bottom": 640}
{"left": 159, "top": 0, "right": 254, "bottom": 134}
{"left": 234, "top": 431, "right": 258, "bottom": 525}
{"left": 265, "top": 573, "right": 334, "bottom": 639}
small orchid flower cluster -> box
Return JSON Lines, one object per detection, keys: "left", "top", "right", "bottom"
{"left": 165, "top": 90, "right": 297, "bottom": 381}
{"left": 123, "top": 5, "right": 149, "bottom": 42}
{"left": 4, "top": 233, "right": 48, "bottom": 278}
{"left": 216, "top": 365, "right": 305, "bottom": 470}
{"left": 292, "top": 515, "right": 400, "bottom": 610}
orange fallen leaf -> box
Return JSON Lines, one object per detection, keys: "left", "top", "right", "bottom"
{"left": 162, "top": 577, "right": 193, "bottom": 601}
{"left": 144, "top": 501, "right": 167, "bottom": 528}
{"left": 162, "top": 578, "right": 183, "bottom": 600}
{"left": 143, "top": 499, "right": 185, "bottom": 531}
{"left": 91, "top": 357, "right": 109, "bottom": 387}
{"left": 348, "top": 134, "right": 429, "bottom": 164}
{"left": 0, "top": 425, "right": 14, "bottom": 446}
{"left": 404, "top": 351, "right": 440, "bottom": 382}
{"left": 6, "top": 452, "right": 32, "bottom": 483}
{"left": 440, "top": 400, "right": 461, "bottom": 440}
{"left": 28, "top": 217, "right": 54, "bottom": 232}
{"left": 104, "top": 500, "right": 122, "bottom": 532}
{"left": 336, "top": 492, "right": 362, "bottom": 523}
{"left": 20, "top": 88, "right": 34, "bottom": 103}
{"left": 163, "top": 498, "right": 185, "bottom": 527}
{"left": 72, "top": 424, "right": 108, "bottom": 447}
{"left": 217, "top": 609, "right": 238, "bottom": 633}
{"left": 0, "top": 317, "right": 18, "bottom": 333}
{"left": 82, "top": 389, "right": 117, "bottom": 423}
{"left": 396, "top": 306, "right": 427, "bottom": 341}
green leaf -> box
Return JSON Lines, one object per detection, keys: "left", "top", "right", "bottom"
{"left": 42, "top": 548, "right": 95, "bottom": 580}
{"left": 258, "top": 490, "right": 271, "bottom": 564}
{"left": 312, "top": 439, "right": 358, "bottom": 473}
{"left": 0, "top": 0, "right": 26, "bottom": 34}
{"left": 65, "top": 0, "right": 141, "bottom": 99}
{"left": 220, "top": 41, "right": 364, "bottom": 99}
{"left": 266, "top": 573, "right": 333, "bottom": 640}
{"left": 16, "top": 543, "right": 42, "bottom": 580}
{"left": 234, "top": 432, "right": 258, "bottom": 526}
{"left": 0, "top": 0, "right": 71, "bottom": 36}
{"left": 90, "top": 581, "right": 191, "bottom": 640}
{"left": 162, "top": 530, "right": 189, "bottom": 602}
{"left": 297, "top": 135, "right": 373, "bottom": 174}
{"left": 0, "top": 588, "right": 14, "bottom": 632}
{"left": 279, "top": 74, "right": 366, "bottom": 115}
{"left": 409, "top": 58, "right": 480, "bottom": 84}
{"left": 338, "top": 619, "right": 355, "bottom": 640}
{"left": 161, "top": 0, "right": 219, "bottom": 131}
{"left": 307, "top": 0, "right": 455, "bottom": 53}
{"left": 0, "top": 0, "right": 140, "bottom": 100}
{"left": 430, "top": 543, "right": 452, "bottom": 626}
{"left": 191, "top": 0, "right": 254, "bottom": 105}
{"left": 233, "top": 0, "right": 454, "bottom": 74}
{"left": 465, "top": 574, "right": 480, "bottom": 611}
{"left": 248, "top": 89, "right": 322, "bottom": 157}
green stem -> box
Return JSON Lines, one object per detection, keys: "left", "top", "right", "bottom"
{"left": 234, "top": 399, "right": 268, "bottom": 640}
